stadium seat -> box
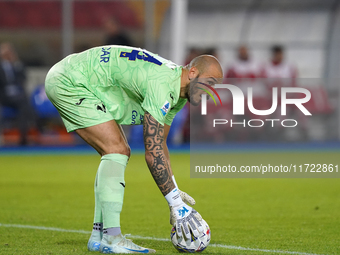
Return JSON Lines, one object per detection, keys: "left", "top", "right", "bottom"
{"left": 1, "top": 106, "right": 18, "bottom": 119}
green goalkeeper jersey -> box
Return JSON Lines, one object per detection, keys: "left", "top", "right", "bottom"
{"left": 64, "top": 45, "right": 187, "bottom": 126}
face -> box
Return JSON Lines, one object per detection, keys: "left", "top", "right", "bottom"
{"left": 272, "top": 51, "right": 283, "bottom": 63}
{"left": 185, "top": 68, "right": 222, "bottom": 106}
{"left": 0, "top": 43, "right": 17, "bottom": 62}
{"left": 238, "top": 46, "right": 248, "bottom": 61}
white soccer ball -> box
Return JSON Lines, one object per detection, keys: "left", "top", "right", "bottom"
{"left": 170, "top": 218, "right": 211, "bottom": 253}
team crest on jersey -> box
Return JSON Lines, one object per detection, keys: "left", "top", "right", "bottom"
{"left": 161, "top": 100, "right": 170, "bottom": 116}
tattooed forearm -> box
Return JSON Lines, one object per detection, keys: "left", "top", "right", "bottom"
{"left": 143, "top": 112, "right": 175, "bottom": 196}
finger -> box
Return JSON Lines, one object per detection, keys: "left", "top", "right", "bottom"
{"left": 180, "top": 190, "right": 196, "bottom": 206}
{"left": 181, "top": 191, "right": 196, "bottom": 206}
{"left": 182, "top": 220, "right": 191, "bottom": 239}
{"left": 188, "top": 218, "right": 200, "bottom": 237}
{"left": 192, "top": 209, "right": 203, "bottom": 221}
{"left": 191, "top": 212, "right": 204, "bottom": 233}
{"left": 186, "top": 214, "right": 200, "bottom": 237}
{"left": 176, "top": 219, "right": 183, "bottom": 238}
{"left": 169, "top": 207, "right": 176, "bottom": 225}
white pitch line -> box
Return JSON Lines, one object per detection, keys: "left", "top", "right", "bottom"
{"left": 0, "top": 223, "right": 91, "bottom": 234}
{"left": 0, "top": 223, "right": 321, "bottom": 255}
{"left": 209, "top": 244, "right": 321, "bottom": 255}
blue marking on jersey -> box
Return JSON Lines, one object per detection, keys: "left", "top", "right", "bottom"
{"left": 100, "top": 47, "right": 111, "bottom": 63}
{"left": 131, "top": 110, "right": 138, "bottom": 124}
{"left": 161, "top": 101, "right": 170, "bottom": 116}
{"left": 120, "top": 50, "right": 162, "bottom": 66}
{"left": 131, "top": 110, "right": 144, "bottom": 124}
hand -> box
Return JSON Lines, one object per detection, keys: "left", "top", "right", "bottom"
{"left": 169, "top": 189, "right": 195, "bottom": 224}
{"left": 169, "top": 203, "right": 203, "bottom": 239}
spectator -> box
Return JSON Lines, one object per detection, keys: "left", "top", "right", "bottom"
{"left": 103, "top": 17, "right": 132, "bottom": 46}
{"left": 0, "top": 42, "right": 35, "bottom": 145}
{"left": 261, "top": 45, "right": 300, "bottom": 141}
{"left": 225, "top": 45, "right": 262, "bottom": 80}
{"left": 261, "top": 45, "right": 297, "bottom": 85}
{"left": 225, "top": 45, "right": 266, "bottom": 141}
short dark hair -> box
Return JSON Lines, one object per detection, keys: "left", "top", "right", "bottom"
{"left": 271, "top": 45, "right": 284, "bottom": 54}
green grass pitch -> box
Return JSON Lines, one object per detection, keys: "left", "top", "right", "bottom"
{"left": 0, "top": 151, "right": 339, "bottom": 254}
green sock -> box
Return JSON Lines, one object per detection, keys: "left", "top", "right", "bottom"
{"left": 93, "top": 171, "right": 102, "bottom": 224}
{"left": 96, "top": 153, "right": 128, "bottom": 229}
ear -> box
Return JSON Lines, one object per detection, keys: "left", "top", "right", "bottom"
{"left": 188, "top": 66, "right": 199, "bottom": 80}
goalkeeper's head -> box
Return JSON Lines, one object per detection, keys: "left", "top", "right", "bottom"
{"left": 180, "top": 55, "right": 223, "bottom": 106}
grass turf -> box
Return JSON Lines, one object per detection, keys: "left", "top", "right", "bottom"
{"left": 0, "top": 152, "right": 339, "bottom": 254}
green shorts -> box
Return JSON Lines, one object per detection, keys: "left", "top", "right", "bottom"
{"left": 45, "top": 58, "right": 114, "bottom": 132}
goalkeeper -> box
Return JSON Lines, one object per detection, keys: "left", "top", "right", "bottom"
{"left": 45, "top": 46, "right": 223, "bottom": 254}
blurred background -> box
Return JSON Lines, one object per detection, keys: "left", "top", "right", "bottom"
{"left": 0, "top": 0, "right": 339, "bottom": 147}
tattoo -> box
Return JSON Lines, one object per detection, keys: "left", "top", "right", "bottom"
{"left": 143, "top": 111, "right": 175, "bottom": 195}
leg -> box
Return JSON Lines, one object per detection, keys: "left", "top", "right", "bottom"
{"left": 77, "top": 120, "right": 154, "bottom": 253}
{"left": 76, "top": 120, "right": 130, "bottom": 251}
{"left": 75, "top": 120, "right": 131, "bottom": 157}
{"left": 77, "top": 119, "right": 130, "bottom": 229}
{"left": 45, "top": 68, "right": 154, "bottom": 253}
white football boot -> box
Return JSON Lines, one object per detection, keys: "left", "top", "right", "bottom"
{"left": 99, "top": 234, "right": 156, "bottom": 254}
{"left": 88, "top": 230, "right": 102, "bottom": 251}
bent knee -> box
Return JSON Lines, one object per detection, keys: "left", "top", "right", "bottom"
{"left": 102, "top": 144, "right": 131, "bottom": 158}
{"left": 121, "top": 145, "right": 131, "bottom": 158}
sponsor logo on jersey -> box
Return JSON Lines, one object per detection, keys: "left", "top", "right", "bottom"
{"left": 75, "top": 98, "right": 86, "bottom": 105}
{"left": 131, "top": 110, "right": 144, "bottom": 124}
{"left": 161, "top": 100, "right": 170, "bottom": 116}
